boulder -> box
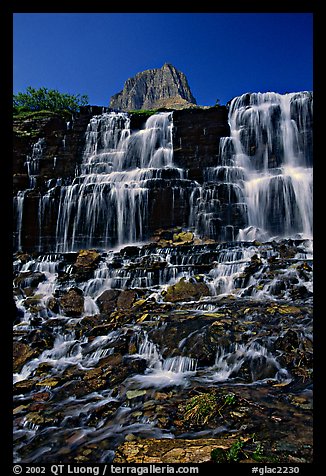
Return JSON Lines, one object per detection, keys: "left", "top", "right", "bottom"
{"left": 96, "top": 289, "right": 121, "bottom": 315}
{"left": 72, "top": 249, "right": 101, "bottom": 280}
{"left": 59, "top": 287, "right": 84, "bottom": 317}
{"left": 164, "top": 278, "right": 210, "bottom": 302}
{"left": 13, "top": 341, "right": 39, "bottom": 373}
{"left": 117, "top": 290, "right": 138, "bottom": 309}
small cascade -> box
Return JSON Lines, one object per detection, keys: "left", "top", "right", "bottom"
{"left": 208, "top": 245, "right": 258, "bottom": 296}
{"left": 132, "top": 331, "right": 197, "bottom": 388}
{"left": 13, "top": 190, "right": 28, "bottom": 251}
{"left": 25, "top": 138, "right": 46, "bottom": 188}
{"left": 202, "top": 342, "right": 290, "bottom": 384}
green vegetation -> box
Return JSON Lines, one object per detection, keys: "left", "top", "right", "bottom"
{"left": 182, "top": 391, "right": 238, "bottom": 425}
{"left": 252, "top": 442, "right": 265, "bottom": 462}
{"left": 13, "top": 86, "right": 89, "bottom": 115}
{"left": 227, "top": 440, "right": 245, "bottom": 462}
{"left": 128, "top": 109, "right": 159, "bottom": 117}
{"left": 222, "top": 392, "right": 237, "bottom": 407}
{"left": 211, "top": 440, "right": 245, "bottom": 463}
{"left": 210, "top": 435, "right": 279, "bottom": 464}
{"left": 183, "top": 393, "right": 217, "bottom": 424}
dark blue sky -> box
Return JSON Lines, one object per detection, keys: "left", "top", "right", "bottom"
{"left": 13, "top": 13, "right": 313, "bottom": 107}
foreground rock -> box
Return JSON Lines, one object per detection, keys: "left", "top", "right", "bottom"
{"left": 164, "top": 278, "right": 210, "bottom": 302}
{"left": 114, "top": 438, "right": 235, "bottom": 463}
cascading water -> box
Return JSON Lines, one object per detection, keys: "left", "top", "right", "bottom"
{"left": 55, "top": 112, "right": 178, "bottom": 251}
{"left": 232, "top": 92, "right": 313, "bottom": 240}
{"left": 190, "top": 91, "right": 313, "bottom": 241}
{"left": 240, "top": 94, "right": 312, "bottom": 236}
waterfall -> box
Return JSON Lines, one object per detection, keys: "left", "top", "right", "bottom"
{"left": 25, "top": 137, "right": 45, "bottom": 188}
{"left": 191, "top": 91, "right": 313, "bottom": 241}
{"left": 55, "top": 111, "right": 176, "bottom": 251}
{"left": 230, "top": 92, "right": 313, "bottom": 240}
{"left": 14, "top": 92, "right": 312, "bottom": 252}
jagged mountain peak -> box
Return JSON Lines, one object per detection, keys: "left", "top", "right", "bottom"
{"left": 109, "top": 63, "right": 197, "bottom": 111}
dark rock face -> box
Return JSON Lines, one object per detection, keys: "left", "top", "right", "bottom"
{"left": 109, "top": 63, "right": 197, "bottom": 111}
{"left": 172, "top": 107, "right": 230, "bottom": 181}
{"left": 59, "top": 287, "right": 84, "bottom": 317}
{"left": 13, "top": 110, "right": 95, "bottom": 194}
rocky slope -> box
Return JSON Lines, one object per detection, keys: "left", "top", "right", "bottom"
{"left": 109, "top": 63, "right": 197, "bottom": 110}
{"left": 13, "top": 236, "right": 313, "bottom": 463}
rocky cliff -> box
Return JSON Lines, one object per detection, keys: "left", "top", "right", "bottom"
{"left": 109, "top": 63, "right": 197, "bottom": 110}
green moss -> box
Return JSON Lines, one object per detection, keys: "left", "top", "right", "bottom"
{"left": 129, "top": 109, "right": 159, "bottom": 116}
{"left": 14, "top": 128, "right": 43, "bottom": 139}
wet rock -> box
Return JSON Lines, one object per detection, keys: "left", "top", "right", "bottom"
{"left": 290, "top": 285, "right": 312, "bottom": 300}
{"left": 25, "top": 412, "right": 46, "bottom": 426}
{"left": 46, "top": 296, "right": 60, "bottom": 313}
{"left": 87, "top": 323, "right": 115, "bottom": 337}
{"left": 96, "top": 289, "right": 121, "bottom": 315}
{"left": 152, "top": 228, "right": 176, "bottom": 242}
{"left": 239, "top": 254, "right": 263, "bottom": 286}
{"left": 13, "top": 341, "right": 39, "bottom": 373}
{"left": 114, "top": 437, "right": 235, "bottom": 463}
{"left": 13, "top": 379, "right": 38, "bottom": 394}
{"left": 275, "top": 329, "right": 300, "bottom": 353}
{"left": 59, "top": 287, "right": 84, "bottom": 317}
{"left": 21, "top": 295, "right": 45, "bottom": 314}
{"left": 32, "top": 391, "right": 51, "bottom": 402}
{"left": 35, "top": 377, "right": 61, "bottom": 388}
{"left": 279, "top": 243, "right": 297, "bottom": 259}
{"left": 123, "top": 356, "right": 147, "bottom": 375}
{"left": 126, "top": 389, "right": 147, "bottom": 400}
{"left": 73, "top": 250, "right": 101, "bottom": 280}
{"left": 14, "top": 271, "right": 47, "bottom": 289}
{"left": 173, "top": 231, "right": 194, "bottom": 245}
{"left": 121, "top": 246, "right": 141, "bottom": 258}
{"left": 117, "top": 290, "right": 138, "bottom": 309}
{"left": 14, "top": 252, "right": 33, "bottom": 264}
{"left": 28, "top": 327, "right": 55, "bottom": 351}
{"left": 83, "top": 367, "right": 103, "bottom": 381}
{"left": 74, "top": 249, "right": 101, "bottom": 271}
{"left": 164, "top": 278, "right": 210, "bottom": 302}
